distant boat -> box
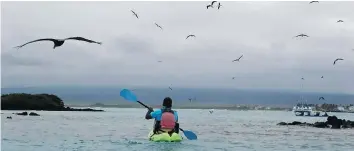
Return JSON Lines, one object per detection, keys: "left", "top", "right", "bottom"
{"left": 292, "top": 103, "right": 327, "bottom": 117}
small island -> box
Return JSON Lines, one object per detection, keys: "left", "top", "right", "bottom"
{"left": 1, "top": 93, "right": 104, "bottom": 112}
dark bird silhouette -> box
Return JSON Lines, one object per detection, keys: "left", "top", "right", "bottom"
{"left": 188, "top": 97, "right": 196, "bottom": 103}
{"left": 14, "top": 37, "right": 102, "bottom": 49}
{"left": 232, "top": 77, "right": 235, "bottom": 80}
{"left": 337, "top": 20, "right": 344, "bottom": 23}
{"left": 333, "top": 58, "right": 343, "bottom": 65}
{"left": 301, "top": 77, "right": 305, "bottom": 80}
{"left": 158, "top": 61, "right": 162, "bottom": 63}
{"left": 211, "top": 1, "right": 217, "bottom": 6}
{"left": 207, "top": 4, "right": 213, "bottom": 9}
{"left": 186, "top": 35, "right": 196, "bottom": 39}
{"left": 169, "top": 87, "right": 173, "bottom": 90}
{"left": 218, "top": 2, "right": 222, "bottom": 9}
{"left": 131, "top": 10, "right": 139, "bottom": 19}
{"left": 319, "top": 97, "right": 325, "bottom": 100}
{"left": 232, "top": 55, "right": 243, "bottom": 62}
{"left": 321, "top": 76, "right": 324, "bottom": 78}
{"left": 294, "top": 34, "right": 309, "bottom": 38}
{"left": 155, "top": 23, "right": 163, "bottom": 30}
{"left": 309, "top": 1, "right": 319, "bottom": 4}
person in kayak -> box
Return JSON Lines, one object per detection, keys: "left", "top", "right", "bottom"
{"left": 145, "top": 97, "right": 179, "bottom": 135}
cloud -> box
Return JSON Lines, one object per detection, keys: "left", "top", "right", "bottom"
{"left": 1, "top": 1, "right": 354, "bottom": 94}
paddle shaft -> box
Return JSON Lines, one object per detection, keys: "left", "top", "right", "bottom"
{"left": 137, "top": 101, "right": 150, "bottom": 109}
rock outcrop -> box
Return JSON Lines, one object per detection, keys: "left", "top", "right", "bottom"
{"left": 1, "top": 93, "right": 104, "bottom": 112}
{"left": 277, "top": 116, "right": 354, "bottom": 129}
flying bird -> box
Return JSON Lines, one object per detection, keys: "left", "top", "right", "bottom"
{"left": 211, "top": 1, "right": 217, "bottom": 6}
{"left": 217, "top": 2, "right": 222, "bottom": 9}
{"left": 232, "top": 55, "right": 243, "bottom": 62}
{"left": 188, "top": 97, "right": 196, "bottom": 103}
{"left": 337, "top": 20, "right": 344, "bottom": 23}
{"left": 333, "top": 58, "right": 343, "bottom": 65}
{"left": 186, "top": 35, "right": 196, "bottom": 39}
{"left": 294, "top": 34, "right": 309, "bottom": 38}
{"left": 169, "top": 87, "right": 173, "bottom": 90}
{"left": 155, "top": 23, "right": 163, "bottom": 30}
{"left": 321, "top": 76, "right": 324, "bottom": 79}
{"left": 14, "top": 37, "right": 102, "bottom": 49}
{"left": 207, "top": 4, "right": 213, "bottom": 9}
{"left": 301, "top": 77, "right": 305, "bottom": 80}
{"left": 232, "top": 77, "right": 235, "bottom": 80}
{"left": 309, "top": 1, "right": 319, "bottom": 4}
{"left": 131, "top": 10, "right": 139, "bottom": 19}
{"left": 158, "top": 61, "right": 162, "bottom": 63}
{"left": 319, "top": 97, "right": 325, "bottom": 100}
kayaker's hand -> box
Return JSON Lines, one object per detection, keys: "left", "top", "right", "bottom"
{"left": 147, "top": 107, "right": 154, "bottom": 112}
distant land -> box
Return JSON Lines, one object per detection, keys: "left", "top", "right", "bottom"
{"left": 1, "top": 86, "right": 353, "bottom": 107}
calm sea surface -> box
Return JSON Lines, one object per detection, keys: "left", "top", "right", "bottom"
{"left": 1, "top": 108, "right": 354, "bottom": 151}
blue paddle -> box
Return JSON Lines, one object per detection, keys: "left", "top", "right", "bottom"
{"left": 120, "top": 89, "right": 198, "bottom": 140}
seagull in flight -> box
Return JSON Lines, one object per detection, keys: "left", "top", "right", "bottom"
{"left": 155, "top": 23, "right": 163, "bottom": 30}
{"left": 337, "top": 20, "right": 344, "bottom": 23}
{"left": 131, "top": 10, "right": 139, "bottom": 19}
{"left": 333, "top": 58, "right": 343, "bottom": 65}
{"left": 321, "top": 76, "right": 324, "bottom": 79}
{"left": 309, "top": 1, "right": 319, "bottom": 4}
{"left": 232, "top": 55, "right": 243, "bottom": 62}
{"left": 158, "top": 61, "right": 162, "bottom": 63}
{"left": 186, "top": 35, "right": 196, "bottom": 39}
{"left": 294, "top": 34, "right": 309, "bottom": 38}
{"left": 301, "top": 77, "right": 305, "bottom": 80}
{"left": 207, "top": 4, "right": 213, "bottom": 9}
{"left": 14, "top": 37, "right": 102, "bottom": 49}
{"left": 211, "top": 1, "right": 217, "bottom": 6}
{"left": 232, "top": 77, "right": 235, "bottom": 80}
{"left": 319, "top": 97, "right": 325, "bottom": 100}
{"left": 217, "top": 2, "right": 222, "bottom": 9}
{"left": 188, "top": 97, "right": 196, "bottom": 103}
{"left": 168, "top": 87, "right": 173, "bottom": 90}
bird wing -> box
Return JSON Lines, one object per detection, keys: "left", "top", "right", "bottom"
{"left": 14, "top": 38, "right": 57, "bottom": 49}
{"left": 211, "top": 1, "right": 217, "bottom": 5}
{"left": 64, "top": 37, "right": 102, "bottom": 44}
{"left": 238, "top": 55, "right": 243, "bottom": 59}
{"left": 155, "top": 23, "right": 163, "bottom": 30}
{"left": 131, "top": 10, "right": 138, "bottom": 18}
{"left": 186, "top": 35, "right": 191, "bottom": 39}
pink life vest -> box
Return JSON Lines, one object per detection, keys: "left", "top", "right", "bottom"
{"left": 160, "top": 110, "right": 176, "bottom": 129}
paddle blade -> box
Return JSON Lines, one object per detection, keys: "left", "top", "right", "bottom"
{"left": 182, "top": 130, "right": 198, "bottom": 140}
{"left": 120, "top": 89, "right": 137, "bottom": 102}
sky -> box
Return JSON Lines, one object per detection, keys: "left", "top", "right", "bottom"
{"left": 1, "top": 1, "right": 354, "bottom": 94}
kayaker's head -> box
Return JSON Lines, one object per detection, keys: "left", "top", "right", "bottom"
{"left": 162, "top": 97, "right": 172, "bottom": 108}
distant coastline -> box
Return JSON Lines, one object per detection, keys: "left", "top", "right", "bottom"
{"left": 67, "top": 102, "right": 354, "bottom": 113}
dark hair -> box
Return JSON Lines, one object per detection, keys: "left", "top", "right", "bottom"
{"left": 162, "top": 97, "right": 172, "bottom": 108}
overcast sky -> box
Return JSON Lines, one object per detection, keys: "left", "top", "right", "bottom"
{"left": 1, "top": 1, "right": 354, "bottom": 94}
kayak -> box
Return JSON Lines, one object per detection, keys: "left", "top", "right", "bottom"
{"left": 148, "top": 130, "right": 183, "bottom": 142}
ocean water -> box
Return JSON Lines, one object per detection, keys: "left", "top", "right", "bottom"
{"left": 1, "top": 108, "right": 354, "bottom": 151}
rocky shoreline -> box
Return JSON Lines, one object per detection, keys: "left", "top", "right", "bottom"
{"left": 1, "top": 93, "right": 104, "bottom": 112}
{"left": 277, "top": 116, "right": 354, "bottom": 129}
